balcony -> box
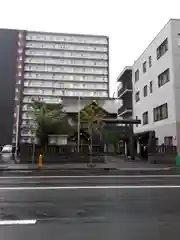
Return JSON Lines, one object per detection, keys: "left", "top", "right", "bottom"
{"left": 117, "top": 66, "right": 132, "bottom": 82}
{"left": 25, "top": 42, "right": 108, "bottom": 53}
{"left": 21, "top": 120, "right": 37, "bottom": 130}
{"left": 20, "top": 137, "right": 32, "bottom": 144}
{"left": 24, "top": 72, "right": 108, "bottom": 82}
{"left": 26, "top": 33, "right": 108, "bottom": 45}
{"left": 24, "top": 57, "right": 108, "bottom": 68}
{"left": 21, "top": 113, "right": 33, "bottom": 120}
{"left": 20, "top": 137, "right": 39, "bottom": 144}
{"left": 117, "top": 86, "right": 132, "bottom": 98}
{"left": 23, "top": 96, "right": 62, "bottom": 104}
{"left": 22, "top": 104, "right": 33, "bottom": 111}
{"left": 21, "top": 130, "right": 33, "bottom": 137}
{"left": 118, "top": 106, "right": 132, "bottom": 117}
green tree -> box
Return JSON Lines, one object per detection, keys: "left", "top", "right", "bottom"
{"left": 80, "top": 101, "right": 106, "bottom": 155}
{"left": 30, "top": 100, "right": 66, "bottom": 150}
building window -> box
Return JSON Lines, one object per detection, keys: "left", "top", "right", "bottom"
{"left": 157, "top": 38, "right": 168, "bottom": 59}
{"left": 158, "top": 68, "right": 169, "bottom": 87}
{"left": 149, "top": 56, "right": 152, "bottom": 67}
{"left": 150, "top": 81, "right": 153, "bottom": 93}
{"left": 135, "top": 91, "right": 140, "bottom": 102}
{"left": 142, "top": 111, "right": 148, "bottom": 125}
{"left": 135, "top": 69, "right": 139, "bottom": 82}
{"left": 153, "top": 103, "right": 168, "bottom": 122}
{"left": 143, "top": 85, "right": 148, "bottom": 97}
{"left": 164, "top": 136, "right": 173, "bottom": 146}
{"left": 143, "top": 61, "right": 147, "bottom": 73}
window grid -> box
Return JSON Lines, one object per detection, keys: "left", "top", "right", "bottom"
{"left": 143, "top": 61, "right": 147, "bottom": 73}
{"left": 143, "top": 85, "right": 148, "bottom": 97}
{"left": 153, "top": 103, "right": 168, "bottom": 122}
{"left": 135, "top": 69, "right": 139, "bottom": 82}
{"left": 157, "top": 38, "right": 168, "bottom": 59}
{"left": 149, "top": 56, "right": 152, "bottom": 67}
{"left": 150, "top": 81, "right": 153, "bottom": 93}
{"left": 142, "top": 111, "right": 148, "bottom": 125}
{"left": 158, "top": 68, "right": 169, "bottom": 87}
{"left": 135, "top": 91, "right": 140, "bottom": 102}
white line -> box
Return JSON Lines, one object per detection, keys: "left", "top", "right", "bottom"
{"left": 0, "top": 220, "right": 37, "bottom": 225}
{"left": 0, "top": 185, "right": 180, "bottom": 190}
{"left": 1, "top": 175, "right": 180, "bottom": 179}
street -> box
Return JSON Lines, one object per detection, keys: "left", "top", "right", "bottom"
{"left": 1, "top": 174, "right": 180, "bottom": 239}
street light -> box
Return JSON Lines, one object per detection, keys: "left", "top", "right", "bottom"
{"left": 15, "top": 105, "right": 20, "bottom": 157}
{"left": 77, "top": 95, "right": 80, "bottom": 152}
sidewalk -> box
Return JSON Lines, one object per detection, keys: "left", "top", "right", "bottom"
{"left": 0, "top": 156, "right": 173, "bottom": 172}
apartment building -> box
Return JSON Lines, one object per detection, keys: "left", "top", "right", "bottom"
{"left": 0, "top": 29, "right": 109, "bottom": 145}
{"left": 116, "top": 67, "right": 133, "bottom": 156}
{"left": 132, "top": 19, "right": 180, "bottom": 153}
{"left": 117, "top": 66, "right": 133, "bottom": 119}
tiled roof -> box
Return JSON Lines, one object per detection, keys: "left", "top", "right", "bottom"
{"left": 62, "top": 98, "right": 121, "bottom": 114}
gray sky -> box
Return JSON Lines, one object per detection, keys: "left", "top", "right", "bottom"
{"left": 1, "top": 0, "right": 180, "bottom": 96}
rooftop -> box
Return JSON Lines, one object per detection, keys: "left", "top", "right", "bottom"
{"left": 116, "top": 66, "right": 132, "bottom": 82}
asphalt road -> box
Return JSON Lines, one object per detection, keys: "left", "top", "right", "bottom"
{"left": 1, "top": 174, "right": 180, "bottom": 239}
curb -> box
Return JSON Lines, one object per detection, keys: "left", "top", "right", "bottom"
{"left": 0, "top": 167, "right": 174, "bottom": 173}
{"left": 117, "top": 167, "right": 172, "bottom": 171}
{"left": 0, "top": 167, "right": 119, "bottom": 171}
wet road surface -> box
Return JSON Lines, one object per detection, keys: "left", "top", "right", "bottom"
{"left": 1, "top": 174, "right": 180, "bottom": 239}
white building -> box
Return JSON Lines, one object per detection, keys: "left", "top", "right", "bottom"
{"left": 13, "top": 30, "right": 109, "bottom": 144}
{"left": 132, "top": 19, "right": 180, "bottom": 153}
{"left": 23, "top": 31, "right": 109, "bottom": 101}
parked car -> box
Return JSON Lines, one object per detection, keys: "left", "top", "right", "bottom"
{"left": 1, "top": 145, "right": 13, "bottom": 152}
{"left": 0, "top": 145, "right": 15, "bottom": 158}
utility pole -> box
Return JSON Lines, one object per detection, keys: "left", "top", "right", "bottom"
{"left": 32, "top": 134, "right": 36, "bottom": 164}
{"left": 15, "top": 105, "right": 20, "bottom": 157}
{"left": 77, "top": 96, "right": 80, "bottom": 152}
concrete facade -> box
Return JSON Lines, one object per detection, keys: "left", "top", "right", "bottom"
{"left": 0, "top": 29, "right": 18, "bottom": 145}
{"left": 132, "top": 19, "right": 180, "bottom": 152}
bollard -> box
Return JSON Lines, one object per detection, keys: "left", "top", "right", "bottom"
{"left": 38, "top": 154, "right": 43, "bottom": 169}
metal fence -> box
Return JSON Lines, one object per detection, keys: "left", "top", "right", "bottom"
{"left": 156, "top": 145, "right": 177, "bottom": 155}
{"left": 19, "top": 143, "right": 125, "bottom": 163}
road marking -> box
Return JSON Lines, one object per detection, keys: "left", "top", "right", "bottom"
{"left": 1, "top": 175, "right": 180, "bottom": 179}
{"left": 0, "top": 185, "right": 180, "bottom": 190}
{"left": 0, "top": 220, "right": 37, "bottom": 225}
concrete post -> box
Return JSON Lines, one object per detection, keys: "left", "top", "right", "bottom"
{"left": 125, "top": 141, "right": 127, "bottom": 156}
{"left": 129, "top": 136, "right": 135, "bottom": 160}
{"left": 137, "top": 140, "right": 140, "bottom": 155}
{"left": 147, "top": 131, "right": 156, "bottom": 164}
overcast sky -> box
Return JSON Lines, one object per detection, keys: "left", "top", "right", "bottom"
{"left": 1, "top": 0, "right": 180, "bottom": 96}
